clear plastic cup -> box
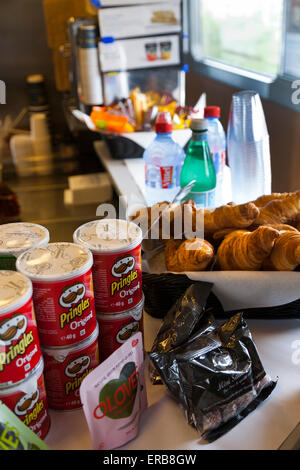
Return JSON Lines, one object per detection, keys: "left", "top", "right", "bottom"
{"left": 227, "top": 90, "right": 272, "bottom": 204}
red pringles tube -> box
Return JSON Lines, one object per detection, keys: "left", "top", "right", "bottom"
{"left": 16, "top": 243, "right": 97, "bottom": 348}
{"left": 42, "top": 326, "right": 100, "bottom": 411}
{"left": 0, "top": 359, "right": 50, "bottom": 440}
{"left": 73, "top": 219, "right": 143, "bottom": 314}
{"left": 97, "top": 296, "right": 144, "bottom": 363}
{"left": 0, "top": 271, "right": 42, "bottom": 386}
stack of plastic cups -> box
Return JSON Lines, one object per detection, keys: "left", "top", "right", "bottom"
{"left": 16, "top": 243, "right": 100, "bottom": 412}
{"left": 227, "top": 90, "right": 272, "bottom": 205}
{"left": 0, "top": 271, "right": 51, "bottom": 440}
{"left": 73, "top": 219, "right": 144, "bottom": 363}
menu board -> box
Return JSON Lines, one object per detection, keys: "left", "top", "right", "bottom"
{"left": 98, "top": 1, "right": 181, "bottom": 39}
{"left": 99, "top": 34, "right": 181, "bottom": 72}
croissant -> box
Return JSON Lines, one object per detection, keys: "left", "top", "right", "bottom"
{"left": 131, "top": 200, "right": 196, "bottom": 240}
{"left": 165, "top": 238, "right": 214, "bottom": 272}
{"left": 217, "top": 226, "right": 280, "bottom": 270}
{"left": 251, "top": 193, "right": 291, "bottom": 207}
{"left": 254, "top": 191, "right": 300, "bottom": 225}
{"left": 201, "top": 202, "right": 260, "bottom": 234}
{"left": 264, "top": 231, "right": 300, "bottom": 271}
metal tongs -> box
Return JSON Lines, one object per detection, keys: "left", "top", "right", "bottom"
{"left": 142, "top": 180, "right": 196, "bottom": 259}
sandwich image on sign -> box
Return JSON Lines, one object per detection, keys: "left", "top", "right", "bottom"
{"left": 0, "top": 314, "right": 27, "bottom": 345}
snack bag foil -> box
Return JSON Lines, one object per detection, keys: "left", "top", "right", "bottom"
{"left": 80, "top": 332, "right": 147, "bottom": 450}
{"left": 149, "top": 284, "right": 278, "bottom": 443}
{"left": 0, "top": 401, "right": 50, "bottom": 450}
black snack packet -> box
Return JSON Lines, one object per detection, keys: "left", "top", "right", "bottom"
{"left": 149, "top": 284, "right": 278, "bottom": 442}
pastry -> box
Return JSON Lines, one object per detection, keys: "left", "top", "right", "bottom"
{"left": 165, "top": 238, "right": 214, "bottom": 272}
{"left": 131, "top": 200, "right": 196, "bottom": 240}
{"left": 217, "top": 226, "right": 280, "bottom": 271}
{"left": 254, "top": 191, "right": 300, "bottom": 225}
{"left": 201, "top": 202, "right": 260, "bottom": 234}
{"left": 251, "top": 193, "right": 291, "bottom": 207}
{"left": 264, "top": 231, "right": 300, "bottom": 271}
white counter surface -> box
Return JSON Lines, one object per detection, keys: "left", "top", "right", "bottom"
{"left": 43, "top": 141, "right": 300, "bottom": 451}
{"left": 45, "top": 310, "right": 300, "bottom": 450}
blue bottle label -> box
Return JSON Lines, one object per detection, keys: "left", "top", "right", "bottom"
{"left": 189, "top": 189, "right": 216, "bottom": 208}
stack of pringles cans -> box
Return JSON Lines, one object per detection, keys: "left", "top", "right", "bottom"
{"left": 0, "top": 218, "right": 144, "bottom": 440}
{"left": 73, "top": 219, "right": 144, "bottom": 364}
{"left": 0, "top": 223, "right": 51, "bottom": 440}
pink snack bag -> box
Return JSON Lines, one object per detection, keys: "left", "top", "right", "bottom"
{"left": 80, "top": 332, "right": 147, "bottom": 450}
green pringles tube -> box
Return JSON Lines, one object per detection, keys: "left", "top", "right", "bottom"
{"left": 0, "top": 401, "right": 50, "bottom": 450}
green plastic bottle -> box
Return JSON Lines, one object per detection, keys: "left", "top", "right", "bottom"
{"left": 180, "top": 118, "right": 217, "bottom": 208}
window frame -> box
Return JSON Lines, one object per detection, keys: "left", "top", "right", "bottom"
{"left": 184, "top": 0, "right": 300, "bottom": 112}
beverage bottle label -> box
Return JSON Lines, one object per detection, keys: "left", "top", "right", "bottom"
{"left": 160, "top": 166, "right": 174, "bottom": 189}
{"left": 190, "top": 189, "right": 216, "bottom": 208}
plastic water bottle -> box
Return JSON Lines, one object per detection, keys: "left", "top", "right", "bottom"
{"left": 143, "top": 112, "right": 186, "bottom": 206}
{"left": 227, "top": 91, "right": 272, "bottom": 205}
{"left": 180, "top": 118, "right": 217, "bottom": 208}
{"left": 204, "top": 106, "right": 226, "bottom": 206}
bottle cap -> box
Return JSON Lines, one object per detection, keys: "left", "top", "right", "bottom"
{"left": 204, "top": 106, "right": 221, "bottom": 118}
{"left": 191, "top": 118, "right": 208, "bottom": 131}
{"left": 155, "top": 111, "right": 173, "bottom": 134}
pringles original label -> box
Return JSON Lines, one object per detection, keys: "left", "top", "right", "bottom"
{"left": 0, "top": 271, "right": 42, "bottom": 386}
{"left": 73, "top": 220, "right": 143, "bottom": 313}
{"left": 80, "top": 332, "right": 147, "bottom": 451}
{"left": 42, "top": 326, "right": 99, "bottom": 411}
{"left": 0, "top": 361, "right": 51, "bottom": 440}
{"left": 97, "top": 297, "right": 144, "bottom": 363}
{"left": 16, "top": 243, "right": 97, "bottom": 347}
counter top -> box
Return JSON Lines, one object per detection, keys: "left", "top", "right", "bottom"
{"left": 44, "top": 311, "right": 300, "bottom": 451}
{"left": 7, "top": 173, "right": 114, "bottom": 243}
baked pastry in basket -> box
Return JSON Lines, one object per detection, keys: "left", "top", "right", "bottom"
{"left": 216, "top": 226, "right": 280, "bottom": 271}
{"left": 264, "top": 230, "right": 300, "bottom": 271}
{"left": 165, "top": 238, "right": 214, "bottom": 272}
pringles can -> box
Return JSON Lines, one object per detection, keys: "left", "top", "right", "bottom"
{"left": 0, "top": 359, "right": 51, "bottom": 440}
{"left": 0, "top": 222, "right": 49, "bottom": 270}
{"left": 16, "top": 243, "right": 97, "bottom": 348}
{"left": 73, "top": 219, "right": 143, "bottom": 314}
{"left": 0, "top": 270, "right": 42, "bottom": 386}
{"left": 42, "top": 325, "right": 99, "bottom": 411}
{"left": 97, "top": 296, "right": 144, "bottom": 363}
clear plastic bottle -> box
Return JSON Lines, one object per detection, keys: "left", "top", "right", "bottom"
{"left": 204, "top": 106, "right": 226, "bottom": 207}
{"left": 180, "top": 118, "right": 217, "bottom": 208}
{"left": 143, "top": 112, "right": 186, "bottom": 206}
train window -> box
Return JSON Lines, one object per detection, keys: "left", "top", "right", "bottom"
{"left": 190, "top": 0, "right": 284, "bottom": 77}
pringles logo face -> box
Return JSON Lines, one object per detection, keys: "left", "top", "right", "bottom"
{"left": 59, "top": 283, "right": 86, "bottom": 308}
{"left": 110, "top": 256, "right": 138, "bottom": 296}
{"left": 14, "top": 389, "right": 40, "bottom": 416}
{"left": 14, "top": 388, "right": 45, "bottom": 428}
{"left": 116, "top": 321, "right": 139, "bottom": 344}
{"left": 58, "top": 283, "right": 91, "bottom": 329}
{"left": 0, "top": 314, "right": 34, "bottom": 373}
{"left": 64, "top": 355, "right": 93, "bottom": 396}
{"left": 0, "top": 314, "right": 27, "bottom": 346}
{"left": 93, "top": 362, "right": 138, "bottom": 420}
{"left": 111, "top": 256, "right": 135, "bottom": 278}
